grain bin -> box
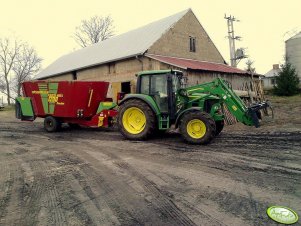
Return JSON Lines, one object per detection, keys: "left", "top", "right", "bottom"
{"left": 286, "top": 32, "right": 301, "bottom": 82}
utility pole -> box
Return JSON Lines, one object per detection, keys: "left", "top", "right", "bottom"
{"left": 224, "top": 14, "right": 246, "bottom": 67}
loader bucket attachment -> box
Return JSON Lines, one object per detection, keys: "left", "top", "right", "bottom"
{"left": 247, "top": 102, "right": 271, "bottom": 128}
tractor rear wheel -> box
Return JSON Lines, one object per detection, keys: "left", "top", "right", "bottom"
{"left": 44, "top": 116, "right": 61, "bottom": 132}
{"left": 118, "top": 99, "right": 156, "bottom": 140}
{"left": 180, "top": 111, "right": 216, "bottom": 144}
{"left": 215, "top": 120, "right": 224, "bottom": 136}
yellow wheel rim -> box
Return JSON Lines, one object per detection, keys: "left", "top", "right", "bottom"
{"left": 122, "top": 107, "right": 146, "bottom": 134}
{"left": 187, "top": 119, "right": 206, "bottom": 139}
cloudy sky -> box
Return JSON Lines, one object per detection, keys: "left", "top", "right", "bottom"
{"left": 0, "top": 0, "right": 300, "bottom": 76}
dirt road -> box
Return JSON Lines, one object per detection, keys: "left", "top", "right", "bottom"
{"left": 0, "top": 108, "right": 300, "bottom": 226}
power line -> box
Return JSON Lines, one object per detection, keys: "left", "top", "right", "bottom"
{"left": 224, "top": 14, "right": 247, "bottom": 67}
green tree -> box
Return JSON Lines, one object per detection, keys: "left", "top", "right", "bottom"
{"left": 274, "top": 63, "right": 300, "bottom": 96}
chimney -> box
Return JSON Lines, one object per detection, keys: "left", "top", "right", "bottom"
{"left": 273, "top": 64, "right": 279, "bottom": 70}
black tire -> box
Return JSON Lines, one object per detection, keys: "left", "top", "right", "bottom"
{"left": 179, "top": 111, "right": 216, "bottom": 144}
{"left": 215, "top": 120, "right": 224, "bottom": 136}
{"left": 118, "top": 99, "right": 156, "bottom": 140}
{"left": 68, "top": 123, "right": 81, "bottom": 129}
{"left": 44, "top": 116, "right": 61, "bottom": 132}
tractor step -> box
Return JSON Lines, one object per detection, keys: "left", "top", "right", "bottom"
{"left": 159, "top": 113, "right": 169, "bottom": 129}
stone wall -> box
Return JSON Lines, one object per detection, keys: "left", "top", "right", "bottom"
{"left": 47, "top": 57, "right": 252, "bottom": 100}
{"left": 148, "top": 10, "right": 225, "bottom": 64}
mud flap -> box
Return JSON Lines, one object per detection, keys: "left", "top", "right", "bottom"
{"left": 15, "top": 101, "right": 22, "bottom": 119}
{"left": 15, "top": 98, "right": 35, "bottom": 121}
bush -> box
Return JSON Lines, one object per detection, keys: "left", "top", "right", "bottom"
{"left": 273, "top": 63, "right": 300, "bottom": 96}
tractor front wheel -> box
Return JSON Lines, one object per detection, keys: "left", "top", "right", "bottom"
{"left": 44, "top": 116, "right": 61, "bottom": 132}
{"left": 118, "top": 99, "right": 156, "bottom": 140}
{"left": 180, "top": 112, "right": 216, "bottom": 144}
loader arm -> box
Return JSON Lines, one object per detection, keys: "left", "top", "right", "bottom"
{"left": 184, "top": 78, "right": 269, "bottom": 127}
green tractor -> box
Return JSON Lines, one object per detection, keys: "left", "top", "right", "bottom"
{"left": 118, "top": 70, "right": 269, "bottom": 144}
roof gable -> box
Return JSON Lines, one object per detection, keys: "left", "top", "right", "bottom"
{"left": 37, "top": 9, "right": 190, "bottom": 79}
{"left": 264, "top": 68, "right": 280, "bottom": 78}
{"left": 286, "top": 32, "right": 301, "bottom": 41}
{"left": 148, "top": 9, "right": 225, "bottom": 64}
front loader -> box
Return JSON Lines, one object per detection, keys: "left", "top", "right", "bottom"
{"left": 118, "top": 69, "right": 270, "bottom": 144}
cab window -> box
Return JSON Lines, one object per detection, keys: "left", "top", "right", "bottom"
{"left": 140, "top": 75, "right": 150, "bottom": 95}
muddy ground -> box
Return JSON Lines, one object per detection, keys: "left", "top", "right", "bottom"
{"left": 0, "top": 96, "right": 300, "bottom": 226}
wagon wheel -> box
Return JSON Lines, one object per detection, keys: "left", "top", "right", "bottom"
{"left": 44, "top": 116, "right": 61, "bottom": 132}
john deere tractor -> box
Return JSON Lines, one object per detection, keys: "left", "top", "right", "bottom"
{"left": 118, "top": 70, "right": 269, "bottom": 144}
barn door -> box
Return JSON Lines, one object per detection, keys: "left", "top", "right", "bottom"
{"left": 111, "top": 82, "right": 121, "bottom": 102}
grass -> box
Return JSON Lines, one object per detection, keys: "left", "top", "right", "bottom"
{"left": 0, "top": 104, "right": 15, "bottom": 111}
{"left": 264, "top": 94, "right": 301, "bottom": 128}
{"left": 267, "top": 94, "right": 301, "bottom": 105}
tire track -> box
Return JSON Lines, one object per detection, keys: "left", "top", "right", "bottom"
{"left": 70, "top": 142, "right": 197, "bottom": 225}
{"left": 116, "top": 161, "right": 196, "bottom": 226}
{"left": 85, "top": 144, "right": 198, "bottom": 226}
{"left": 0, "top": 162, "right": 13, "bottom": 225}
{"left": 19, "top": 153, "right": 69, "bottom": 226}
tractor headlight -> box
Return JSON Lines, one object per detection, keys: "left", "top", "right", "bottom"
{"left": 215, "top": 105, "right": 223, "bottom": 115}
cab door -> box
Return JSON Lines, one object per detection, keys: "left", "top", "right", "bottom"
{"left": 167, "top": 73, "right": 181, "bottom": 121}
{"left": 138, "top": 74, "right": 168, "bottom": 113}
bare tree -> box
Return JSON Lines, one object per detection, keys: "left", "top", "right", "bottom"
{"left": 0, "top": 38, "right": 21, "bottom": 105}
{"left": 12, "top": 44, "right": 42, "bottom": 97}
{"left": 245, "top": 59, "right": 256, "bottom": 74}
{"left": 74, "top": 15, "right": 114, "bottom": 48}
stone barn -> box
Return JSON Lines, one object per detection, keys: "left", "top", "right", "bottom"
{"left": 37, "top": 9, "right": 257, "bottom": 101}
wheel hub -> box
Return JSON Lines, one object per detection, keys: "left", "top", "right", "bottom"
{"left": 187, "top": 119, "right": 206, "bottom": 139}
{"left": 122, "top": 107, "right": 146, "bottom": 134}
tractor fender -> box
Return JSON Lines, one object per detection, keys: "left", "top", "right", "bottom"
{"left": 175, "top": 107, "right": 203, "bottom": 128}
{"left": 118, "top": 94, "right": 161, "bottom": 116}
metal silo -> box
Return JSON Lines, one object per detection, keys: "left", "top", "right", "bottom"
{"left": 286, "top": 32, "right": 301, "bottom": 82}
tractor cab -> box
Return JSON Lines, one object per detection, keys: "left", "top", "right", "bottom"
{"left": 136, "top": 70, "right": 184, "bottom": 121}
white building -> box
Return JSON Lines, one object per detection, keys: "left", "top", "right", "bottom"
{"left": 286, "top": 32, "right": 301, "bottom": 81}
{"left": 263, "top": 64, "right": 280, "bottom": 90}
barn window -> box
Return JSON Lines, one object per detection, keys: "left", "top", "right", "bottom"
{"left": 189, "top": 36, "right": 196, "bottom": 52}
{"left": 72, "top": 71, "right": 77, "bottom": 80}
{"left": 121, "top": 81, "right": 131, "bottom": 94}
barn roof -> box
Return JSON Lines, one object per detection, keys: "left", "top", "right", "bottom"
{"left": 36, "top": 9, "right": 190, "bottom": 79}
{"left": 147, "top": 54, "right": 251, "bottom": 75}
{"left": 286, "top": 32, "right": 301, "bottom": 41}
{"left": 264, "top": 68, "right": 280, "bottom": 78}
